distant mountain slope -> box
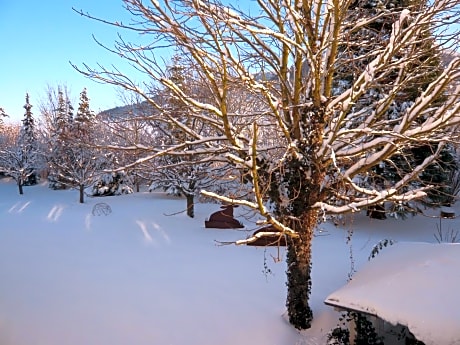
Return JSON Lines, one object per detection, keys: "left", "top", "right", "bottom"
{"left": 98, "top": 101, "right": 156, "bottom": 120}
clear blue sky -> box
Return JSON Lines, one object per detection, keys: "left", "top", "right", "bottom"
{"left": 0, "top": 0, "right": 137, "bottom": 122}
{"left": 0, "top": 0, "right": 256, "bottom": 123}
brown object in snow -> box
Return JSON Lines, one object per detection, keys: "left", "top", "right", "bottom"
{"left": 205, "top": 205, "right": 244, "bottom": 229}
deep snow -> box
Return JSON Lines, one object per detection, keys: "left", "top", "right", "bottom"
{"left": 0, "top": 178, "right": 456, "bottom": 345}
{"left": 325, "top": 242, "right": 460, "bottom": 345}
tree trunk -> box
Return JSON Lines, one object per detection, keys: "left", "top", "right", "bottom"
{"left": 269, "top": 106, "right": 326, "bottom": 329}
{"left": 18, "top": 179, "right": 23, "bottom": 195}
{"left": 79, "top": 184, "right": 85, "bottom": 203}
{"left": 285, "top": 210, "right": 318, "bottom": 329}
{"left": 186, "top": 194, "right": 194, "bottom": 218}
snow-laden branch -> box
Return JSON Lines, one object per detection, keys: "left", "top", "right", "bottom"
{"left": 73, "top": 0, "right": 460, "bottom": 245}
{"left": 328, "top": 8, "right": 412, "bottom": 116}
{"left": 314, "top": 189, "right": 428, "bottom": 215}
{"left": 200, "top": 189, "right": 298, "bottom": 239}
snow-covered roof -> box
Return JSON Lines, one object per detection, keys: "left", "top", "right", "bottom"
{"left": 324, "top": 242, "right": 460, "bottom": 345}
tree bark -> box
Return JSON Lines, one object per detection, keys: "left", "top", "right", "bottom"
{"left": 18, "top": 179, "right": 23, "bottom": 195}
{"left": 286, "top": 243, "right": 312, "bottom": 327}
{"left": 282, "top": 197, "right": 322, "bottom": 330}
{"left": 79, "top": 184, "right": 85, "bottom": 203}
{"left": 271, "top": 106, "right": 326, "bottom": 329}
{"left": 186, "top": 194, "right": 194, "bottom": 218}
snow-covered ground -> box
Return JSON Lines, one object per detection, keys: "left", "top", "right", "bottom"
{"left": 0, "top": 178, "right": 455, "bottom": 345}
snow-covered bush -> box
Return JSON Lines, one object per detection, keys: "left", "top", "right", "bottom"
{"left": 91, "top": 171, "right": 133, "bottom": 196}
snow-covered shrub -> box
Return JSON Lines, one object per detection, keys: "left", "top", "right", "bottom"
{"left": 387, "top": 201, "right": 419, "bottom": 220}
{"left": 149, "top": 180, "right": 182, "bottom": 196}
{"left": 91, "top": 171, "right": 133, "bottom": 196}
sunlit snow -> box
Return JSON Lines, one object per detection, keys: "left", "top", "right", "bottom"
{"left": 0, "top": 178, "right": 458, "bottom": 344}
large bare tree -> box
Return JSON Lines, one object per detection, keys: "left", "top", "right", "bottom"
{"left": 73, "top": 0, "right": 460, "bottom": 329}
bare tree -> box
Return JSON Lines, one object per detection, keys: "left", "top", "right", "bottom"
{"left": 0, "top": 108, "right": 13, "bottom": 153}
{"left": 0, "top": 149, "right": 35, "bottom": 194}
{"left": 101, "top": 91, "right": 153, "bottom": 193}
{"left": 73, "top": 0, "right": 460, "bottom": 329}
{"left": 0, "top": 123, "right": 19, "bottom": 152}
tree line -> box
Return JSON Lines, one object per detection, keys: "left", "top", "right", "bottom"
{"left": 0, "top": 80, "right": 242, "bottom": 213}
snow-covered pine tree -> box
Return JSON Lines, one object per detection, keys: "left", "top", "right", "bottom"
{"left": 61, "top": 88, "right": 104, "bottom": 203}
{"left": 0, "top": 94, "right": 39, "bottom": 194}
{"left": 17, "top": 93, "right": 38, "bottom": 186}
{"left": 74, "top": 88, "right": 94, "bottom": 123}
{"left": 67, "top": 99, "right": 74, "bottom": 125}
{"left": 154, "top": 54, "right": 197, "bottom": 217}
{"left": 47, "top": 88, "right": 74, "bottom": 189}
{"left": 56, "top": 89, "right": 70, "bottom": 131}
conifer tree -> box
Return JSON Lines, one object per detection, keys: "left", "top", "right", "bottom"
{"left": 340, "top": 0, "right": 457, "bottom": 215}
{"left": 67, "top": 99, "right": 74, "bottom": 125}
{"left": 48, "top": 88, "right": 74, "bottom": 189}
{"left": 17, "top": 93, "right": 38, "bottom": 186}
{"left": 75, "top": 88, "right": 94, "bottom": 123}
{"left": 0, "top": 94, "right": 39, "bottom": 194}
{"left": 60, "top": 88, "right": 103, "bottom": 203}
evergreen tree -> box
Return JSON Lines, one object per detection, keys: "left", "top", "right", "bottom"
{"left": 48, "top": 88, "right": 74, "bottom": 189}
{"left": 17, "top": 93, "right": 38, "bottom": 186}
{"left": 59, "top": 88, "right": 104, "bottom": 203}
{"left": 57, "top": 89, "right": 70, "bottom": 130}
{"left": 93, "top": 98, "right": 150, "bottom": 195}
{"left": 67, "top": 99, "right": 74, "bottom": 125}
{"left": 0, "top": 94, "right": 39, "bottom": 194}
{"left": 336, "top": 0, "right": 457, "bottom": 217}
{"left": 75, "top": 88, "right": 94, "bottom": 123}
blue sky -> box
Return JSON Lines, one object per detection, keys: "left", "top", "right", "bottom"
{"left": 3, "top": 1, "right": 455, "bottom": 124}
{"left": 0, "top": 0, "right": 255, "bottom": 123}
{"left": 0, "top": 0, "right": 136, "bottom": 122}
